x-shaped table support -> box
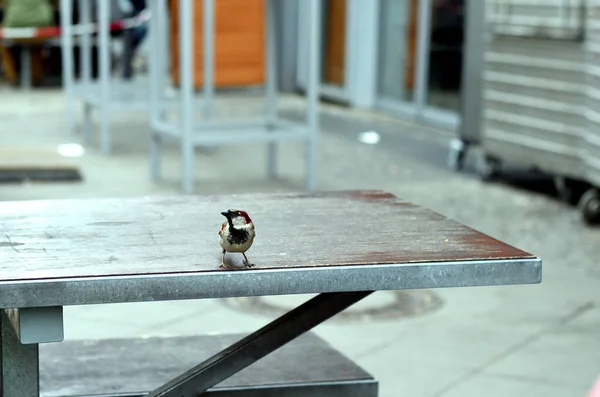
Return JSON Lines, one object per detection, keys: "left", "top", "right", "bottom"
{"left": 146, "top": 291, "right": 373, "bottom": 397}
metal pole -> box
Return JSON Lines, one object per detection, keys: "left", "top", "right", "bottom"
{"left": 414, "top": 0, "right": 432, "bottom": 116}
{"left": 149, "top": 0, "right": 163, "bottom": 181}
{"left": 145, "top": 291, "right": 373, "bottom": 397}
{"left": 98, "top": 0, "right": 112, "bottom": 155}
{"left": 203, "top": 0, "right": 215, "bottom": 121}
{"left": 180, "top": 0, "right": 195, "bottom": 193}
{"left": 266, "top": 0, "right": 279, "bottom": 179}
{"left": 157, "top": 0, "right": 168, "bottom": 117}
{"left": 0, "top": 310, "right": 39, "bottom": 397}
{"left": 122, "top": 32, "right": 134, "bottom": 80}
{"left": 79, "top": 0, "right": 93, "bottom": 144}
{"left": 60, "top": 0, "right": 76, "bottom": 137}
{"left": 19, "top": 45, "right": 31, "bottom": 90}
{"left": 305, "top": 0, "right": 321, "bottom": 192}
{"left": 449, "top": 0, "right": 486, "bottom": 171}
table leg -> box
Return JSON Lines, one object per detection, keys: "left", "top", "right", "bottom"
{"left": 145, "top": 291, "right": 373, "bottom": 397}
{"left": 122, "top": 29, "right": 134, "bottom": 81}
{"left": 20, "top": 45, "right": 31, "bottom": 90}
{"left": 0, "top": 310, "right": 40, "bottom": 397}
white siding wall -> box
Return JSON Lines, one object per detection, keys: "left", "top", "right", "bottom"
{"left": 481, "top": 0, "right": 587, "bottom": 178}
{"left": 585, "top": 1, "right": 600, "bottom": 186}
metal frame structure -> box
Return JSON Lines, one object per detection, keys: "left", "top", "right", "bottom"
{"left": 0, "top": 256, "right": 541, "bottom": 397}
{"left": 148, "top": 0, "right": 322, "bottom": 194}
{"left": 60, "top": 0, "right": 162, "bottom": 155}
{"left": 36, "top": 331, "right": 379, "bottom": 397}
{"left": 144, "top": 292, "right": 372, "bottom": 397}
{"left": 0, "top": 190, "right": 542, "bottom": 396}
{"left": 0, "top": 258, "right": 539, "bottom": 308}
{"left": 0, "top": 3, "right": 147, "bottom": 91}
{"left": 1, "top": 292, "right": 374, "bottom": 397}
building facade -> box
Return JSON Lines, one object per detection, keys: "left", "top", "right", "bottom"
{"left": 281, "top": 0, "right": 467, "bottom": 131}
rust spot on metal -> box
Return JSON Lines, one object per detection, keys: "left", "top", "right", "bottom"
{"left": 346, "top": 190, "right": 396, "bottom": 200}
{"left": 455, "top": 230, "right": 534, "bottom": 259}
{"left": 0, "top": 189, "right": 538, "bottom": 281}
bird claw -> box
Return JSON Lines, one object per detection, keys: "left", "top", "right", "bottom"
{"left": 219, "top": 261, "right": 254, "bottom": 270}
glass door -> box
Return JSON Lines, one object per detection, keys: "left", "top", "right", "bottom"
{"left": 423, "top": 0, "right": 466, "bottom": 125}
{"left": 296, "top": 0, "right": 350, "bottom": 102}
{"left": 374, "top": 0, "right": 466, "bottom": 130}
{"left": 376, "top": 0, "right": 419, "bottom": 106}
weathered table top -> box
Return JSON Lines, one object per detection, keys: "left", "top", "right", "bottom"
{"left": 0, "top": 190, "right": 541, "bottom": 308}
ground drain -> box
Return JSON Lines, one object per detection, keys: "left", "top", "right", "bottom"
{"left": 221, "top": 290, "right": 443, "bottom": 323}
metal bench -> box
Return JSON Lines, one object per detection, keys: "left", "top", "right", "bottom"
{"left": 37, "top": 332, "right": 377, "bottom": 397}
{"left": 0, "top": 190, "right": 542, "bottom": 397}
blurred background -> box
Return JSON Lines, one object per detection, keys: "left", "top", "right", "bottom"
{"left": 0, "top": 0, "right": 599, "bottom": 396}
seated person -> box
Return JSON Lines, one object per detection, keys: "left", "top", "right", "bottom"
{"left": 122, "top": 0, "right": 148, "bottom": 79}
{"left": 129, "top": 0, "right": 148, "bottom": 52}
{"left": 0, "top": 0, "right": 54, "bottom": 86}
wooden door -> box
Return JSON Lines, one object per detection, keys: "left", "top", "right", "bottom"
{"left": 405, "top": 0, "right": 418, "bottom": 89}
{"left": 323, "top": 0, "right": 346, "bottom": 85}
{"left": 169, "top": 0, "right": 265, "bottom": 88}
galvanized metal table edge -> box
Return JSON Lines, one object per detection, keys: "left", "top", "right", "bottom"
{"left": 0, "top": 257, "right": 541, "bottom": 309}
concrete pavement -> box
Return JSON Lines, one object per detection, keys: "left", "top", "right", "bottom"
{"left": 0, "top": 86, "right": 598, "bottom": 397}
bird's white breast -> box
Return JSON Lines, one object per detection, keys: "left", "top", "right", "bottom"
{"left": 219, "top": 223, "right": 255, "bottom": 252}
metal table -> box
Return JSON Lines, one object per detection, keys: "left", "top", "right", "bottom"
{"left": 0, "top": 190, "right": 542, "bottom": 397}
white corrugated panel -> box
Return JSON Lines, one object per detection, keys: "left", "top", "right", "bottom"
{"left": 584, "top": 1, "right": 600, "bottom": 185}
{"left": 482, "top": 0, "right": 600, "bottom": 185}
{"left": 481, "top": 0, "right": 587, "bottom": 178}
{"left": 487, "top": 0, "right": 584, "bottom": 39}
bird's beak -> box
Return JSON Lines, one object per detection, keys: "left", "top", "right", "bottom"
{"left": 220, "top": 211, "right": 229, "bottom": 217}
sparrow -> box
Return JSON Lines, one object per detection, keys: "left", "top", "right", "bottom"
{"left": 218, "top": 209, "right": 256, "bottom": 269}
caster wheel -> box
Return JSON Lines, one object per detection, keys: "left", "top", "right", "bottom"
{"left": 554, "top": 177, "right": 589, "bottom": 206}
{"left": 476, "top": 154, "right": 501, "bottom": 182}
{"left": 447, "top": 139, "right": 467, "bottom": 171}
{"left": 579, "top": 188, "right": 600, "bottom": 225}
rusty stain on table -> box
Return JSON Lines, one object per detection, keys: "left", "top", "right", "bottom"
{"left": 0, "top": 190, "right": 535, "bottom": 282}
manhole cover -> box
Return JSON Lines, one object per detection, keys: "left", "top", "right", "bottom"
{"left": 221, "top": 290, "right": 443, "bottom": 323}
